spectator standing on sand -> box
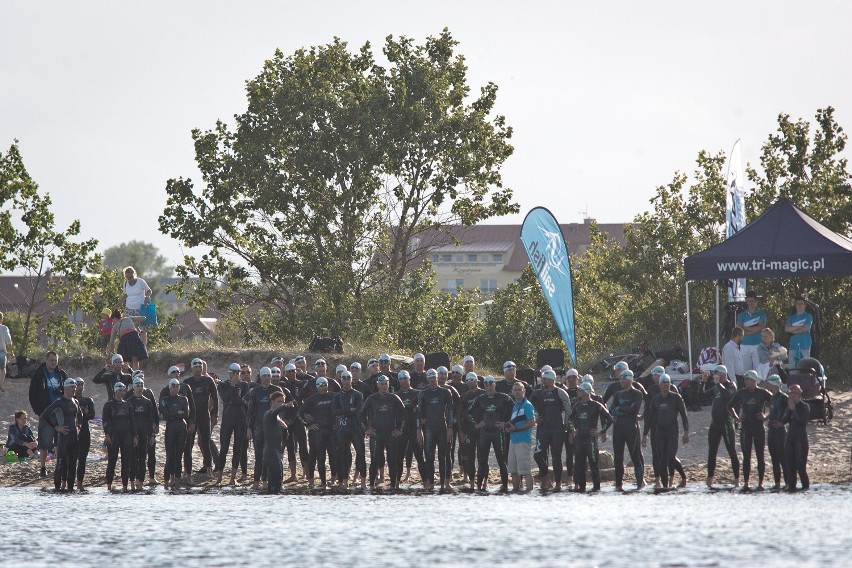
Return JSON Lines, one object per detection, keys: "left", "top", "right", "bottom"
{"left": 721, "top": 326, "right": 745, "bottom": 387}
{"left": 120, "top": 266, "right": 152, "bottom": 348}
{"left": 29, "top": 351, "right": 67, "bottom": 478}
{"left": 0, "top": 311, "right": 13, "bottom": 393}
{"left": 784, "top": 295, "right": 814, "bottom": 367}
{"left": 506, "top": 381, "right": 535, "bottom": 492}
{"left": 736, "top": 290, "right": 767, "bottom": 376}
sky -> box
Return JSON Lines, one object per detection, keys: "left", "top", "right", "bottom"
{"left": 1, "top": 0, "right": 850, "bottom": 271}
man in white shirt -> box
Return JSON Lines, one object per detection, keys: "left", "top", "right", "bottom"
{"left": 721, "top": 326, "right": 745, "bottom": 387}
{"left": 0, "top": 311, "right": 13, "bottom": 392}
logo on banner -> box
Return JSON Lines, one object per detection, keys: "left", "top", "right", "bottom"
{"left": 526, "top": 226, "right": 568, "bottom": 297}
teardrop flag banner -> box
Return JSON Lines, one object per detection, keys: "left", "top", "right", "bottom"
{"left": 520, "top": 207, "right": 577, "bottom": 365}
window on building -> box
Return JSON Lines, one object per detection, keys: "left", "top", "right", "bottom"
{"left": 480, "top": 279, "right": 498, "bottom": 294}
{"left": 444, "top": 279, "right": 464, "bottom": 295}
{"left": 409, "top": 237, "right": 421, "bottom": 253}
{"left": 481, "top": 254, "right": 489, "bottom": 262}
{"left": 432, "top": 255, "right": 439, "bottom": 262}
{"left": 492, "top": 254, "right": 503, "bottom": 263}
{"left": 455, "top": 254, "right": 463, "bottom": 263}
{"left": 441, "top": 254, "right": 452, "bottom": 263}
{"left": 467, "top": 254, "right": 478, "bottom": 263}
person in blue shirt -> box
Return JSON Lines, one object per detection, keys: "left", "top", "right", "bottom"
{"left": 784, "top": 295, "right": 814, "bottom": 366}
{"left": 505, "top": 382, "right": 535, "bottom": 492}
{"left": 736, "top": 290, "right": 767, "bottom": 374}
{"left": 28, "top": 351, "right": 68, "bottom": 478}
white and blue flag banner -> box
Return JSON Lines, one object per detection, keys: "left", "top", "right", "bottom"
{"left": 520, "top": 207, "right": 577, "bottom": 365}
{"left": 725, "top": 139, "right": 747, "bottom": 302}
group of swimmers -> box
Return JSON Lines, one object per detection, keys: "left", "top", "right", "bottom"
{"left": 18, "top": 350, "right": 813, "bottom": 493}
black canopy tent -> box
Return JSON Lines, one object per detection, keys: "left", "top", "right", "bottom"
{"left": 683, "top": 197, "right": 852, "bottom": 373}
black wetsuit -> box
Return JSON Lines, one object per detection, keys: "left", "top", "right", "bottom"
{"left": 103, "top": 398, "right": 136, "bottom": 487}
{"left": 334, "top": 388, "right": 366, "bottom": 481}
{"left": 182, "top": 374, "right": 219, "bottom": 473}
{"left": 138, "top": 388, "right": 160, "bottom": 480}
{"left": 458, "top": 387, "right": 484, "bottom": 482}
{"left": 409, "top": 371, "right": 428, "bottom": 391}
{"left": 75, "top": 395, "right": 95, "bottom": 486}
{"left": 396, "top": 387, "right": 425, "bottom": 483}
{"left": 42, "top": 396, "right": 83, "bottom": 490}
{"left": 568, "top": 399, "right": 613, "bottom": 491}
{"left": 608, "top": 385, "right": 645, "bottom": 487}
{"left": 298, "top": 391, "right": 336, "bottom": 485}
{"left": 469, "top": 391, "right": 513, "bottom": 489}
{"left": 217, "top": 380, "right": 249, "bottom": 473}
{"left": 644, "top": 382, "right": 684, "bottom": 482}
{"left": 782, "top": 400, "right": 810, "bottom": 489}
{"left": 767, "top": 391, "right": 789, "bottom": 486}
{"left": 159, "top": 394, "right": 190, "bottom": 480}
{"left": 247, "top": 384, "right": 283, "bottom": 483}
{"left": 126, "top": 393, "right": 157, "bottom": 481}
{"left": 530, "top": 387, "right": 572, "bottom": 486}
{"left": 158, "top": 383, "right": 196, "bottom": 479}
{"left": 702, "top": 380, "right": 740, "bottom": 480}
{"left": 441, "top": 383, "right": 461, "bottom": 476}
{"left": 417, "top": 386, "right": 454, "bottom": 486}
{"left": 91, "top": 369, "right": 132, "bottom": 400}
{"left": 263, "top": 405, "right": 289, "bottom": 492}
{"left": 282, "top": 378, "right": 309, "bottom": 472}
{"left": 562, "top": 386, "right": 579, "bottom": 476}
{"left": 644, "top": 392, "right": 688, "bottom": 488}
{"left": 360, "top": 392, "right": 406, "bottom": 487}
{"left": 729, "top": 387, "right": 771, "bottom": 482}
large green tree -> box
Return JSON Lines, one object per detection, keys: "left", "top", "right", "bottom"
{"left": 159, "top": 29, "right": 516, "bottom": 342}
{"left": 0, "top": 141, "right": 102, "bottom": 354}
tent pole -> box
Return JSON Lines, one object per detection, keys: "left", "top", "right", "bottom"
{"left": 686, "top": 280, "right": 693, "bottom": 376}
{"left": 716, "top": 281, "right": 720, "bottom": 352}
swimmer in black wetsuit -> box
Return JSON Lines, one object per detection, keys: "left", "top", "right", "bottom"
{"left": 334, "top": 370, "right": 366, "bottom": 489}
{"left": 782, "top": 384, "right": 810, "bottom": 491}
{"left": 298, "top": 376, "right": 336, "bottom": 489}
{"left": 360, "top": 374, "right": 406, "bottom": 489}
{"left": 127, "top": 374, "right": 158, "bottom": 491}
{"left": 728, "top": 369, "right": 771, "bottom": 490}
{"left": 42, "top": 378, "right": 83, "bottom": 491}
{"left": 247, "top": 367, "right": 283, "bottom": 489}
{"left": 417, "top": 370, "right": 454, "bottom": 491}
{"left": 469, "top": 375, "right": 513, "bottom": 492}
{"left": 458, "top": 372, "right": 484, "bottom": 488}
{"left": 436, "top": 367, "right": 461, "bottom": 480}
{"left": 609, "top": 369, "right": 646, "bottom": 490}
{"left": 216, "top": 363, "right": 249, "bottom": 486}
{"left": 263, "top": 391, "right": 292, "bottom": 493}
{"left": 764, "top": 374, "right": 788, "bottom": 490}
{"left": 530, "top": 369, "right": 572, "bottom": 491}
{"left": 102, "top": 382, "right": 137, "bottom": 492}
{"left": 396, "top": 371, "right": 425, "bottom": 485}
{"left": 158, "top": 367, "right": 197, "bottom": 483}
{"left": 568, "top": 382, "right": 613, "bottom": 492}
{"left": 702, "top": 365, "right": 740, "bottom": 488}
{"left": 642, "top": 374, "right": 689, "bottom": 489}
{"left": 73, "top": 378, "right": 95, "bottom": 491}
{"left": 182, "top": 358, "right": 219, "bottom": 477}
{"left": 159, "top": 378, "right": 191, "bottom": 489}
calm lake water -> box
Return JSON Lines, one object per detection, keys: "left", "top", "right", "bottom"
{"left": 3, "top": 484, "right": 850, "bottom": 567}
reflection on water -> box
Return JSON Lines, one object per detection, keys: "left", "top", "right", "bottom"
{"left": 3, "top": 484, "right": 851, "bottom": 567}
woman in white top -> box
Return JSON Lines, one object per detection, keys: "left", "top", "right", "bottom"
{"left": 120, "top": 266, "right": 152, "bottom": 347}
{"left": 0, "top": 311, "right": 13, "bottom": 392}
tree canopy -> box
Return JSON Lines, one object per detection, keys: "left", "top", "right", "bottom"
{"left": 159, "top": 29, "right": 517, "bottom": 342}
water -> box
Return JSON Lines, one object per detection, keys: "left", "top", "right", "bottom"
{"left": 3, "top": 484, "right": 850, "bottom": 567}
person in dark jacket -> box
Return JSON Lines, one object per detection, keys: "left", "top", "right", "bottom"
{"left": 782, "top": 384, "right": 811, "bottom": 491}
{"left": 28, "top": 351, "right": 68, "bottom": 477}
